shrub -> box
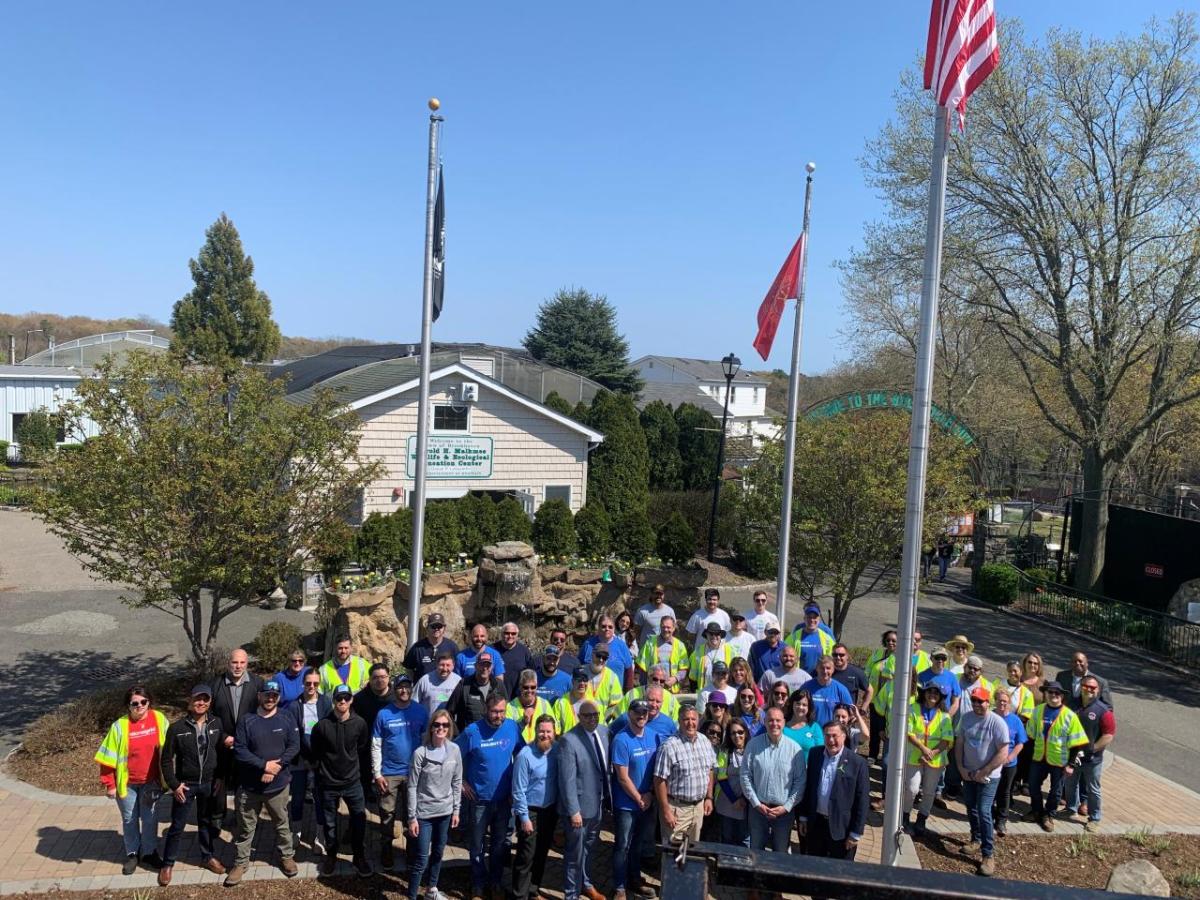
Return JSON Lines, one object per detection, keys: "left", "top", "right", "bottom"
{"left": 543, "top": 390, "right": 575, "bottom": 417}
{"left": 422, "top": 500, "right": 463, "bottom": 563}
{"left": 656, "top": 512, "right": 696, "bottom": 564}
{"left": 0, "top": 438, "right": 10, "bottom": 461}
{"left": 575, "top": 501, "right": 611, "bottom": 556}
{"left": 979, "top": 563, "right": 1020, "bottom": 605}
{"left": 253, "top": 621, "right": 304, "bottom": 673}
{"left": 496, "top": 496, "right": 533, "bottom": 543}
{"left": 533, "top": 499, "right": 578, "bottom": 557}
{"left": 458, "top": 493, "right": 499, "bottom": 560}
{"left": 613, "top": 508, "right": 656, "bottom": 562}
{"left": 1022, "top": 566, "right": 1058, "bottom": 587}
{"left": 14, "top": 408, "right": 58, "bottom": 459}
{"left": 586, "top": 391, "right": 651, "bottom": 520}
{"left": 734, "top": 532, "right": 776, "bottom": 579}
{"left": 356, "top": 510, "right": 411, "bottom": 571}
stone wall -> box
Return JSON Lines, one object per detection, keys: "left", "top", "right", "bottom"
{"left": 324, "top": 541, "right": 710, "bottom": 666}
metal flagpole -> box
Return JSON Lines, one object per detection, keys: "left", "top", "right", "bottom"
{"left": 773, "top": 161, "right": 816, "bottom": 630}
{"left": 408, "top": 99, "right": 444, "bottom": 651}
{"left": 882, "top": 104, "right": 950, "bottom": 866}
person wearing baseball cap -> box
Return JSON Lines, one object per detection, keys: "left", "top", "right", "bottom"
{"left": 403, "top": 612, "right": 459, "bottom": 680}
{"left": 748, "top": 623, "right": 785, "bottom": 684}
{"left": 697, "top": 660, "right": 732, "bottom": 709}
{"left": 534, "top": 643, "right": 572, "bottom": 704}
{"left": 372, "top": 672, "right": 429, "bottom": 871}
{"left": 726, "top": 610, "right": 755, "bottom": 659}
{"left": 160, "top": 685, "right": 226, "bottom": 884}
{"left": 685, "top": 587, "right": 732, "bottom": 648}
{"left": 917, "top": 647, "right": 961, "bottom": 717}
{"left": 445, "top": 649, "right": 506, "bottom": 734}
{"left": 953, "top": 685, "right": 1009, "bottom": 876}
{"left": 612, "top": 697, "right": 657, "bottom": 900}
{"left": 1026, "top": 680, "right": 1088, "bottom": 834}
{"left": 787, "top": 603, "right": 835, "bottom": 672}
{"left": 226, "top": 679, "right": 299, "bottom": 885}
{"left": 689, "top": 621, "right": 735, "bottom": 694}
{"left": 311, "top": 682, "right": 373, "bottom": 877}
{"left": 901, "top": 682, "right": 954, "bottom": 838}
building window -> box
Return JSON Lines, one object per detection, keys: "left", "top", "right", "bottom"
{"left": 432, "top": 404, "right": 469, "bottom": 432}
{"left": 545, "top": 485, "right": 571, "bottom": 506}
{"left": 730, "top": 386, "right": 737, "bottom": 402}
{"left": 11, "top": 413, "right": 66, "bottom": 443}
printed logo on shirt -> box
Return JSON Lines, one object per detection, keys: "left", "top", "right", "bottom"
{"left": 128, "top": 724, "right": 157, "bottom": 740}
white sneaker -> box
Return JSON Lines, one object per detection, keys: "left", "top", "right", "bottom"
{"left": 425, "top": 889, "right": 442, "bottom": 900}
{"left": 313, "top": 835, "right": 327, "bottom": 856}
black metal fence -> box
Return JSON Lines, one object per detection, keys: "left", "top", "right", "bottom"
{"left": 1010, "top": 570, "right": 1200, "bottom": 670}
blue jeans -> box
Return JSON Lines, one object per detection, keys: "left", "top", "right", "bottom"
{"left": 720, "top": 811, "right": 750, "bottom": 847}
{"left": 961, "top": 777, "right": 1000, "bottom": 858}
{"left": 563, "top": 814, "right": 601, "bottom": 900}
{"left": 115, "top": 783, "right": 161, "bottom": 857}
{"left": 409, "top": 814, "right": 451, "bottom": 900}
{"left": 320, "top": 780, "right": 366, "bottom": 857}
{"left": 469, "top": 798, "right": 512, "bottom": 893}
{"left": 1029, "top": 761, "right": 1066, "bottom": 818}
{"left": 937, "top": 556, "right": 949, "bottom": 580}
{"left": 288, "top": 767, "right": 327, "bottom": 831}
{"left": 614, "top": 807, "right": 651, "bottom": 891}
{"left": 1065, "top": 758, "right": 1103, "bottom": 821}
{"left": 748, "top": 807, "right": 794, "bottom": 852}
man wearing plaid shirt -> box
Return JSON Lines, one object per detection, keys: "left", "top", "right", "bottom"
{"left": 652, "top": 706, "right": 716, "bottom": 843}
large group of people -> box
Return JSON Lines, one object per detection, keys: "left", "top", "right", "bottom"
{"left": 95, "top": 584, "right": 1115, "bottom": 890}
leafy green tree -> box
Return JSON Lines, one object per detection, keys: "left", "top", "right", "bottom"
{"left": 33, "top": 352, "right": 380, "bottom": 662}
{"left": 543, "top": 391, "right": 575, "bottom": 418}
{"left": 522, "top": 288, "right": 643, "bottom": 394}
{"left": 656, "top": 512, "right": 696, "bottom": 564}
{"left": 613, "top": 508, "right": 656, "bottom": 562}
{"left": 674, "top": 403, "right": 721, "bottom": 491}
{"left": 422, "top": 501, "right": 463, "bottom": 563}
{"left": 574, "top": 501, "right": 611, "bottom": 557}
{"left": 457, "top": 493, "right": 498, "bottom": 560}
{"left": 640, "top": 400, "right": 683, "bottom": 490}
{"left": 170, "top": 213, "right": 282, "bottom": 365}
{"left": 586, "top": 391, "right": 650, "bottom": 520}
{"left": 849, "top": 16, "right": 1200, "bottom": 593}
{"left": 533, "top": 499, "right": 578, "bottom": 557}
{"left": 739, "top": 413, "right": 976, "bottom": 633}
{"left": 14, "top": 408, "right": 59, "bottom": 459}
{"left": 496, "top": 496, "right": 533, "bottom": 543}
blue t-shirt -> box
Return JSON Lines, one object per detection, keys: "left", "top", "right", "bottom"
{"left": 580, "top": 635, "right": 634, "bottom": 684}
{"left": 455, "top": 647, "right": 506, "bottom": 679}
{"left": 792, "top": 629, "right": 829, "bottom": 672}
{"left": 535, "top": 667, "right": 572, "bottom": 704}
{"left": 610, "top": 711, "right": 678, "bottom": 746}
{"left": 1042, "top": 706, "right": 1058, "bottom": 738}
{"left": 1002, "top": 711, "right": 1028, "bottom": 768}
{"left": 456, "top": 718, "right": 522, "bottom": 801}
{"left": 373, "top": 702, "right": 430, "bottom": 777}
{"left": 273, "top": 667, "right": 310, "bottom": 706}
{"left": 611, "top": 729, "right": 658, "bottom": 811}
{"left": 917, "top": 668, "right": 962, "bottom": 713}
{"left": 749, "top": 640, "right": 783, "bottom": 682}
{"left": 801, "top": 680, "right": 854, "bottom": 726}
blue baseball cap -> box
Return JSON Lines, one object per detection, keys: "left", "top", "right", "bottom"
{"left": 332, "top": 684, "right": 353, "bottom": 699}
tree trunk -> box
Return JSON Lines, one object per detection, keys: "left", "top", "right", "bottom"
{"left": 1073, "top": 447, "right": 1110, "bottom": 595}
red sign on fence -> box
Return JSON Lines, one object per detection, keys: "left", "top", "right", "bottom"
{"left": 1145, "top": 563, "right": 1165, "bottom": 578}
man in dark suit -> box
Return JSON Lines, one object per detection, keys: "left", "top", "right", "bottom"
{"left": 798, "top": 720, "right": 869, "bottom": 861}
{"left": 1055, "top": 651, "right": 1113, "bottom": 710}
{"left": 210, "top": 649, "right": 265, "bottom": 824}
{"left": 556, "top": 699, "right": 609, "bottom": 900}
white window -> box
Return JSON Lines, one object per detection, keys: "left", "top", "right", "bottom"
{"left": 730, "top": 386, "right": 737, "bottom": 402}
{"left": 432, "top": 404, "right": 469, "bottom": 432}
{"left": 545, "top": 485, "right": 571, "bottom": 506}
{"left": 753, "top": 387, "right": 759, "bottom": 403}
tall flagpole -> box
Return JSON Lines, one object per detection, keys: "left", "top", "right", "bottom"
{"left": 408, "top": 98, "right": 444, "bottom": 651}
{"left": 882, "top": 103, "right": 950, "bottom": 866}
{"left": 773, "top": 162, "right": 816, "bottom": 630}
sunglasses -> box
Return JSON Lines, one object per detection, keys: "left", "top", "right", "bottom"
{"left": 334, "top": 696, "right": 352, "bottom": 703}
{"left": 581, "top": 712, "right": 601, "bottom": 719}
{"left": 289, "top": 658, "right": 306, "bottom": 665}
{"left": 594, "top": 654, "right": 609, "bottom": 661}
{"left": 650, "top": 677, "right": 666, "bottom": 684}
{"left": 129, "top": 699, "right": 149, "bottom": 708}
{"left": 430, "top": 623, "right": 445, "bottom": 630}
{"left": 304, "top": 681, "right": 320, "bottom": 686}
{"left": 503, "top": 631, "right": 519, "bottom": 636}
{"left": 521, "top": 686, "right": 538, "bottom": 692}
{"left": 432, "top": 722, "right": 450, "bottom": 730}
{"left": 477, "top": 660, "right": 493, "bottom": 667}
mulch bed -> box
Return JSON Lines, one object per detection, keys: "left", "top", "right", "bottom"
{"left": 5, "top": 742, "right": 101, "bottom": 795}
{"left": 916, "top": 831, "right": 1200, "bottom": 897}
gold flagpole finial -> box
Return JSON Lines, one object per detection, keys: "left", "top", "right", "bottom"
{"left": 428, "top": 98, "right": 441, "bottom": 111}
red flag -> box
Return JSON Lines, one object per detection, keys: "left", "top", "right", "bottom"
{"left": 752, "top": 234, "right": 805, "bottom": 361}
{"left": 924, "top": 0, "right": 999, "bottom": 130}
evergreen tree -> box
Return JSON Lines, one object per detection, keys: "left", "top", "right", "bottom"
{"left": 674, "top": 402, "right": 721, "bottom": 491}
{"left": 522, "top": 288, "right": 643, "bottom": 395}
{"left": 572, "top": 400, "right": 591, "bottom": 422}
{"left": 613, "top": 508, "right": 656, "bottom": 562}
{"left": 585, "top": 391, "right": 650, "bottom": 520}
{"left": 496, "top": 496, "right": 533, "bottom": 543}
{"left": 543, "top": 390, "right": 575, "bottom": 417}
{"left": 640, "top": 400, "right": 683, "bottom": 490}
{"left": 171, "top": 213, "right": 282, "bottom": 365}
{"left": 574, "top": 501, "right": 611, "bottom": 557}
{"left": 532, "top": 499, "right": 578, "bottom": 557}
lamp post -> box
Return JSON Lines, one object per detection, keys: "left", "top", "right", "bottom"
{"left": 707, "top": 353, "right": 741, "bottom": 562}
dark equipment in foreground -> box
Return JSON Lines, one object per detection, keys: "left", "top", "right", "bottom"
{"left": 658, "top": 839, "right": 1146, "bottom": 900}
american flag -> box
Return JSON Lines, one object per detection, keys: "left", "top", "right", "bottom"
{"left": 924, "top": 0, "right": 999, "bottom": 130}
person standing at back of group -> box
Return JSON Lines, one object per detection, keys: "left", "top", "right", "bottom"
{"left": 686, "top": 588, "right": 732, "bottom": 647}
{"left": 211, "top": 649, "right": 264, "bottom": 829}
{"left": 354, "top": 663, "right": 394, "bottom": 732}
{"left": 414, "top": 651, "right": 462, "bottom": 717}
{"left": 494, "top": 622, "right": 537, "bottom": 696}
{"left": 273, "top": 651, "right": 311, "bottom": 707}
{"left": 633, "top": 584, "right": 675, "bottom": 642}
{"left": 404, "top": 614, "right": 458, "bottom": 680}
{"left": 788, "top": 604, "right": 836, "bottom": 672}
{"left": 457, "top": 624, "right": 508, "bottom": 679}
{"left": 743, "top": 591, "right": 779, "bottom": 642}
{"left": 319, "top": 636, "right": 371, "bottom": 695}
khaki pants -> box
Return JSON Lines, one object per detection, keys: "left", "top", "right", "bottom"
{"left": 233, "top": 787, "right": 293, "bottom": 867}
{"left": 659, "top": 799, "right": 704, "bottom": 844}
{"left": 377, "top": 775, "right": 409, "bottom": 845}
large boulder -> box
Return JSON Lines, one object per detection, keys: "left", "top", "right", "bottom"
{"left": 1106, "top": 860, "right": 1171, "bottom": 896}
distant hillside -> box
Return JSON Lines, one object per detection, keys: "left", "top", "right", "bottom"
{"left": 753, "top": 369, "right": 841, "bottom": 415}
{"left": 0, "top": 312, "right": 371, "bottom": 364}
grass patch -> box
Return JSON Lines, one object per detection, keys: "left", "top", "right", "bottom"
{"left": 1125, "top": 827, "right": 1174, "bottom": 856}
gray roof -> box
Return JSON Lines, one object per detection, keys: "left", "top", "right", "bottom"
{"left": 285, "top": 353, "right": 449, "bottom": 407}
{"left": 0, "top": 365, "right": 88, "bottom": 379}
{"left": 635, "top": 355, "right": 769, "bottom": 385}
{"left": 634, "top": 382, "right": 724, "bottom": 416}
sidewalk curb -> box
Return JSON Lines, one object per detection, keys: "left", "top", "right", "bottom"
{"left": 0, "top": 748, "right": 108, "bottom": 807}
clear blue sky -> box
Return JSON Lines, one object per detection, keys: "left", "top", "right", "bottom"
{"left": 0, "top": 2, "right": 1184, "bottom": 374}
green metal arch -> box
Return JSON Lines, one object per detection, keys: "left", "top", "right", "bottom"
{"left": 803, "top": 390, "right": 977, "bottom": 446}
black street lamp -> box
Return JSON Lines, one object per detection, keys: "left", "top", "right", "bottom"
{"left": 707, "top": 352, "right": 741, "bottom": 562}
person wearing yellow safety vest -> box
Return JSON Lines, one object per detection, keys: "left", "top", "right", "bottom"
{"left": 319, "top": 635, "right": 371, "bottom": 695}
{"left": 1026, "top": 680, "right": 1089, "bottom": 832}
{"left": 614, "top": 665, "right": 681, "bottom": 722}
{"left": 583, "top": 643, "right": 625, "bottom": 719}
{"left": 1000, "top": 662, "right": 1036, "bottom": 721}
{"left": 902, "top": 683, "right": 954, "bottom": 837}
{"left": 786, "top": 604, "right": 836, "bottom": 672}
{"left": 95, "top": 684, "right": 169, "bottom": 875}
{"left": 507, "top": 670, "right": 557, "bottom": 741}
{"left": 690, "top": 622, "right": 736, "bottom": 692}
{"left": 636, "top": 616, "right": 689, "bottom": 693}
{"left": 553, "top": 667, "right": 598, "bottom": 733}
{"left": 864, "top": 630, "right": 898, "bottom": 764}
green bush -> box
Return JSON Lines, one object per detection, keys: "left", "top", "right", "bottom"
{"left": 613, "top": 508, "right": 656, "bottom": 562}
{"left": 543, "top": 391, "right": 575, "bottom": 417}
{"left": 575, "top": 501, "right": 611, "bottom": 556}
{"left": 1022, "top": 566, "right": 1058, "bottom": 587}
{"left": 0, "top": 438, "right": 10, "bottom": 461}
{"left": 533, "top": 499, "right": 578, "bottom": 557}
{"left": 15, "top": 408, "right": 58, "bottom": 459}
{"left": 978, "top": 563, "right": 1020, "bottom": 605}
{"left": 496, "top": 496, "right": 533, "bottom": 543}
{"left": 734, "top": 532, "right": 776, "bottom": 579}
{"left": 586, "top": 391, "right": 651, "bottom": 520}
{"left": 458, "top": 493, "right": 499, "bottom": 560}
{"left": 253, "top": 621, "right": 305, "bottom": 673}
{"left": 356, "top": 510, "right": 411, "bottom": 571}
{"left": 656, "top": 512, "right": 697, "bottom": 564}
{"left": 422, "top": 500, "right": 463, "bottom": 562}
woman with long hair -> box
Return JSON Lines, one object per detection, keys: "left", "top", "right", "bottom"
{"left": 767, "top": 682, "right": 792, "bottom": 715}
{"left": 615, "top": 610, "right": 639, "bottom": 660}
{"left": 511, "top": 715, "right": 559, "bottom": 900}
{"left": 95, "top": 685, "right": 168, "bottom": 875}
{"left": 728, "top": 657, "right": 764, "bottom": 707}
{"left": 733, "top": 687, "right": 765, "bottom": 737}
{"left": 714, "top": 721, "right": 751, "bottom": 847}
{"left": 406, "top": 709, "right": 462, "bottom": 900}
{"left": 783, "top": 690, "right": 822, "bottom": 752}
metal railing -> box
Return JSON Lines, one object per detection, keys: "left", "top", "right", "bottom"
{"left": 1008, "top": 567, "right": 1200, "bottom": 670}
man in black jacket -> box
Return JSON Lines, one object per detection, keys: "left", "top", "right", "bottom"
{"left": 1055, "top": 651, "right": 1114, "bottom": 710}
{"left": 210, "top": 649, "right": 265, "bottom": 822}
{"left": 159, "top": 685, "right": 226, "bottom": 885}
{"left": 311, "top": 683, "right": 373, "bottom": 878}
{"left": 798, "top": 721, "right": 869, "bottom": 863}
{"left": 445, "top": 650, "right": 507, "bottom": 733}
